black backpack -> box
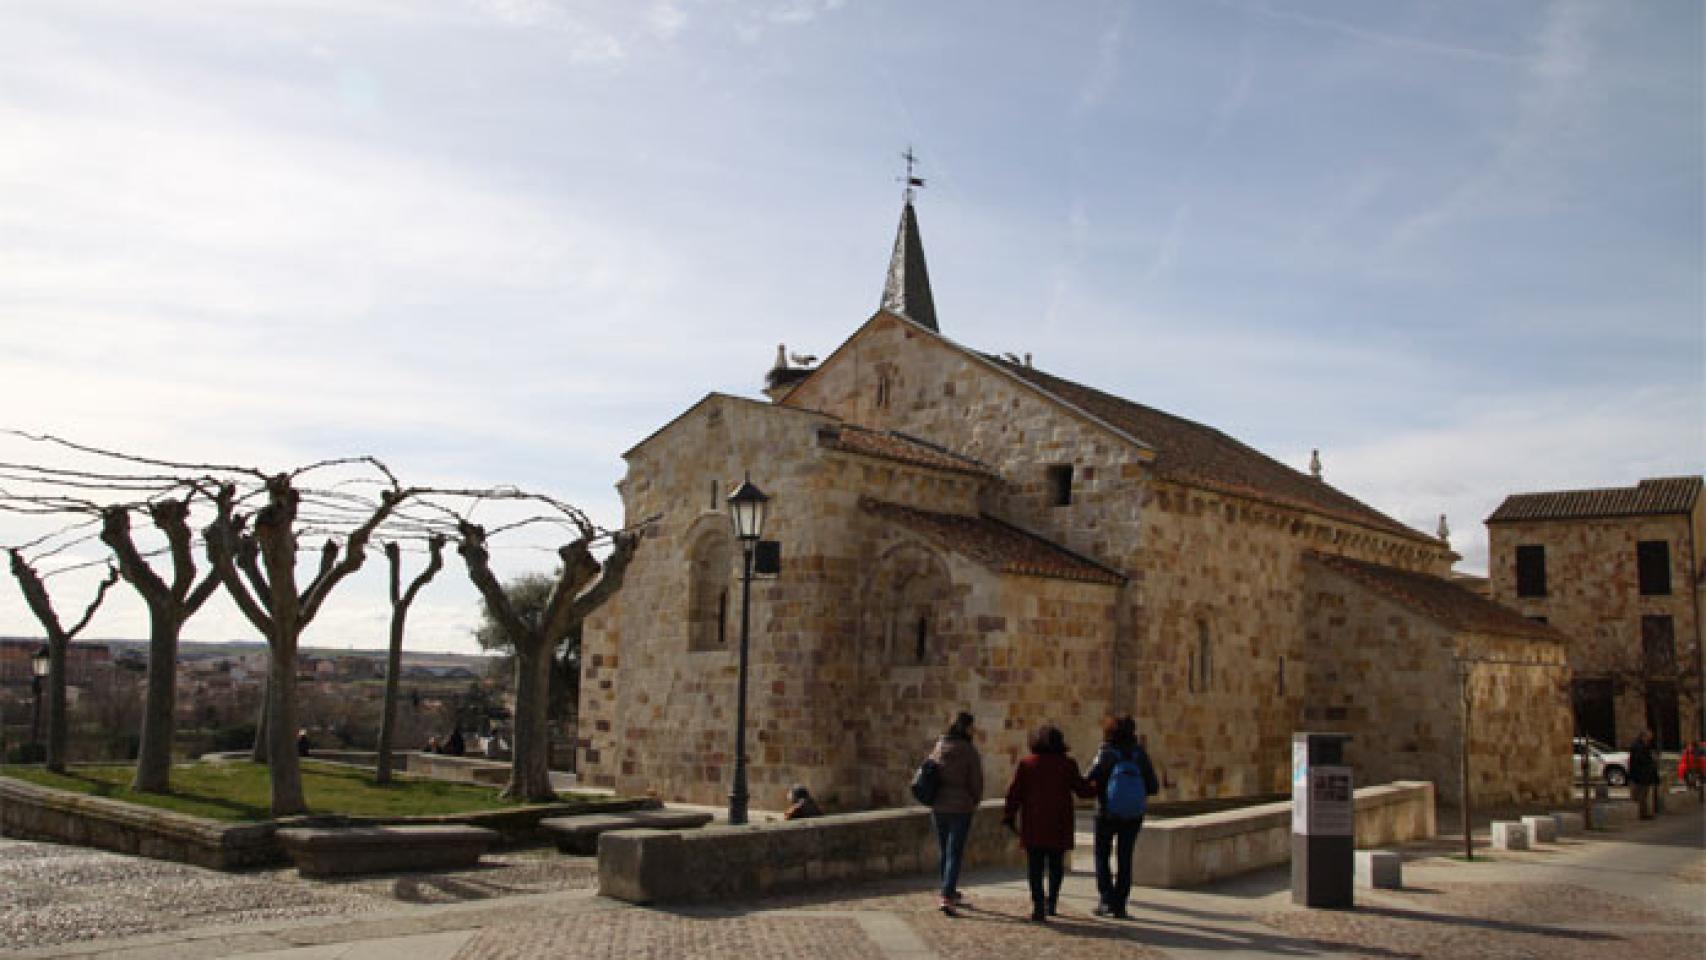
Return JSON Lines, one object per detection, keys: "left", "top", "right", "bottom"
{"left": 910, "top": 757, "right": 941, "bottom": 806}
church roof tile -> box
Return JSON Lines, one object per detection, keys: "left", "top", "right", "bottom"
{"left": 1487, "top": 476, "right": 1702, "bottom": 523}
{"left": 983, "top": 355, "right": 1434, "bottom": 544}
{"left": 861, "top": 497, "right": 1125, "bottom": 586}
{"left": 1307, "top": 552, "right": 1564, "bottom": 642}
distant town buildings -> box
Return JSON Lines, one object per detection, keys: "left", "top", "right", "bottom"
{"left": 1487, "top": 475, "right": 1704, "bottom": 750}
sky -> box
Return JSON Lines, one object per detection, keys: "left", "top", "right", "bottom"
{"left": 1, "top": 0, "right": 1700, "bottom": 655}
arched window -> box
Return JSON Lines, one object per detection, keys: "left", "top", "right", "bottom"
{"left": 866, "top": 543, "right": 953, "bottom": 666}
{"left": 687, "top": 526, "right": 735, "bottom": 651}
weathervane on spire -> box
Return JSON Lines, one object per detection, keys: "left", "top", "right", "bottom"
{"left": 898, "top": 145, "right": 925, "bottom": 203}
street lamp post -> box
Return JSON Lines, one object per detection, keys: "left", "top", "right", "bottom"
{"left": 725, "top": 476, "right": 769, "bottom": 826}
{"left": 30, "top": 644, "right": 50, "bottom": 754}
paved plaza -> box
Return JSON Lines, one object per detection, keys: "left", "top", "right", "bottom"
{"left": 3, "top": 801, "right": 1702, "bottom": 959}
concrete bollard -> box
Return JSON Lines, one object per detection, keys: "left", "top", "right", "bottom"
{"left": 1490, "top": 821, "right": 1529, "bottom": 851}
{"left": 1549, "top": 811, "right": 1585, "bottom": 836}
{"left": 1588, "top": 803, "right": 1634, "bottom": 829}
{"left": 1520, "top": 815, "right": 1557, "bottom": 844}
{"left": 1354, "top": 850, "right": 1402, "bottom": 889}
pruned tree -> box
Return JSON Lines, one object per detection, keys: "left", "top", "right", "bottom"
{"left": 376, "top": 535, "right": 445, "bottom": 784}
{"left": 7, "top": 550, "right": 119, "bottom": 772}
{"left": 100, "top": 495, "right": 224, "bottom": 792}
{"left": 456, "top": 519, "right": 638, "bottom": 801}
{"left": 204, "top": 470, "right": 413, "bottom": 816}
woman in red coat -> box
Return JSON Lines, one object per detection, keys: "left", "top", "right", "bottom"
{"left": 1002, "top": 724, "right": 1095, "bottom": 921}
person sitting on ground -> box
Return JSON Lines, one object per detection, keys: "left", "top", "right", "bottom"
{"left": 783, "top": 784, "right": 823, "bottom": 820}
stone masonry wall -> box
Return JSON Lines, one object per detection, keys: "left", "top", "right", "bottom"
{"left": 1488, "top": 504, "right": 1704, "bottom": 746}
{"left": 580, "top": 393, "right": 1120, "bottom": 810}
{"left": 1303, "top": 561, "right": 1572, "bottom": 805}
{"left": 783, "top": 314, "right": 1459, "bottom": 801}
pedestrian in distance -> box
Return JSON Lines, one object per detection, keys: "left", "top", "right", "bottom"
{"left": 1002, "top": 724, "right": 1095, "bottom": 922}
{"left": 783, "top": 784, "right": 822, "bottom": 820}
{"left": 1629, "top": 728, "right": 1660, "bottom": 819}
{"left": 1085, "top": 714, "right": 1159, "bottom": 919}
{"left": 926, "top": 711, "right": 982, "bottom": 917}
{"left": 445, "top": 727, "right": 466, "bottom": 757}
{"left": 295, "top": 729, "right": 311, "bottom": 758}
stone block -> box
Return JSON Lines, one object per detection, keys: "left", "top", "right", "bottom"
{"left": 276, "top": 825, "right": 497, "bottom": 878}
{"left": 598, "top": 829, "right": 686, "bottom": 903}
{"left": 1519, "top": 815, "right": 1556, "bottom": 844}
{"left": 1489, "top": 821, "right": 1528, "bottom": 851}
{"left": 546, "top": 808, "right": 712, "bottom": 855}
{"left": 1549, "top": 811, "right": 1585, "bottom": 836}
{"left": 1354, "top": 850, "right": 1401, "bottom": 889}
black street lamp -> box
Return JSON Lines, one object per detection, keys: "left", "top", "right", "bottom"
{"left": 29, "top": 644, "right": 50, "bottom": 752}
{"left": 725, "top": 475, "right": 769, "bottom": 826}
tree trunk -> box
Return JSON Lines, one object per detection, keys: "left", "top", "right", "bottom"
{"left": 267, "top": 618, "right": 306, "bottom": 816}
{"left": 46, "top": 637, "right": 68, "bottom": 773}
{"left": 251, "top": 672, "right": 270, "bottom": 763}
{"left": 131, "top": 613, "right": 180, "bottom": 792}
{"left": 376, "top": 611, "right": 406, "bottom": 785}
{"left": 505, "top": 637, "right": 555, "bottom": 802}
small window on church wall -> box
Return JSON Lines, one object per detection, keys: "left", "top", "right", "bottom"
{"left": 1277, "top": 656, "right": 1285, "bottom": 696}
{"left": 915, "top": 615, "right": 929, "bottom": 663}
{"left": 1196, "top": 621, "right": 1212, "bottom": 691}
{"left": 1048, "top": 465, "right": 1073, "bottom": 506}
{"left": 709, "top": 479, "right": 719, "bottom": 511}
{"left": 876, "top": 373, "right": 892, "bottom": 409}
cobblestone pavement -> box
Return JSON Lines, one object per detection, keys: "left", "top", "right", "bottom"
{"left": 6, "top": 802, "right": 1702, "bottom": 959}
{"left": 0, "top": 839, "right": 597, "bottom": 952}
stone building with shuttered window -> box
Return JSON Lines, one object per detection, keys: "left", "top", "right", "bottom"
{"left": 578, "top": 198, "right": 1573, "bottom": 810}
{"left": 1487, "top": 476, "right": 1705, "bottom": 750}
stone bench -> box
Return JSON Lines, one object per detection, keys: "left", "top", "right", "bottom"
{"left": 1549, "top": 811, "right": 1585, "bottom": 837}
{"left": 541, "top": 809, "right": 714, "bottom": 855}
{"left": 276, "top": 825, "right": 498, "bottom": 877}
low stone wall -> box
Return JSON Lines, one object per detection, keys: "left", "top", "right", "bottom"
{"left": 0, "top": 774, "right": 658, "bottom": 867}
{"left": 1132, "top": 780, "right": 1435, "bottom": 888}
{"left": 0, "top": 777, "right": 280, "bottom": 870}
{"left": 599, "top": 798, "right": 1024, "bottom": 904}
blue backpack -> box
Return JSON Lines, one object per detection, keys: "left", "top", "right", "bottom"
{"left": 1105, "top": 747, "right": 1147, "bottom": 819}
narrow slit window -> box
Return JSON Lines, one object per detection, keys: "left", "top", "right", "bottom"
{"left": 915, "top": 615, "right": 928, "bottom": 663}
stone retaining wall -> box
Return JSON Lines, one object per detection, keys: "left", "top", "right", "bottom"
{"left": 1132, "top": 780, "right": 1435, "bottom": 888}
{"left": 597, "top": 782, "right": 1436, "bottom": 903}
{"left": 0, "top": 774, "right": 656, "bottom": 868}
{"left": 599, "top": 798, "right": 1024, "bottom": 904}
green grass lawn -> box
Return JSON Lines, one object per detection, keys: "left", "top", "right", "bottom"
{"left": 3, "top": 760, "right": 539, "bottom": 822}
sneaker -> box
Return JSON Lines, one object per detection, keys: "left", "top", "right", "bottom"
{"left": 949, "top": 890, "right": 969, "bottom": 907}
{"left": 1112, "top": 908, "right": 1131, "bottom": 920}
{"left": 1029, "top": 905, "right": 1047, "bottom": 922}
{"left": 938, "top": 896, "right": 957, "bottom": 917}
{"left": 1093, "top": 901, "right": 1111, "bottom": 917}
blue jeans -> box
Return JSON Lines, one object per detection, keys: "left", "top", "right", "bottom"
{"left": 1094, "top": 813, "right": 1144, "bottom": 913}
{"left": 932, "top": 811, "right": 973, "bottom": 897}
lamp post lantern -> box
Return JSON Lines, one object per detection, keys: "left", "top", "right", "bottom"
{"left": 29, "top": 644, "right": 49, "bottom": 752}
{"left": 725, "top": 476, "right": 769, "bottom": 825}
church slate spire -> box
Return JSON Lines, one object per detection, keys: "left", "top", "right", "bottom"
{"left": 881, "top": 198, "right": 939, "bottom": 332}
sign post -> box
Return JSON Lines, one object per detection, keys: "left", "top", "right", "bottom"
{"left": 1291, "top": 731, "right": 1354, "bottom": 908}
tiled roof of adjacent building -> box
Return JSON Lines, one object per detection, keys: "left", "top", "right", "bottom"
{"left": 1307, "top": 553, "right": 1563, "bottom": 642}
{"left": 1486, "top": 476, "right": 1703, "bottom": 523}
{"left": 820, "top": 424, "right": 997, "bottom": 478}
{"left": 861, "top": 498, "right": 1125, "bottom": 586}
{"left": 982, "top": 355, "right": 1436, "bottom": 544}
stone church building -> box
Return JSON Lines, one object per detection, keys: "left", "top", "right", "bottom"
{"left": 578, "top": 198, "right": 1572, "bottom": 811}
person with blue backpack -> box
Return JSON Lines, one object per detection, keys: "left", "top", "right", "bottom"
{"left": 1085, "top": 713, "right": 1160, "bottom": 919}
